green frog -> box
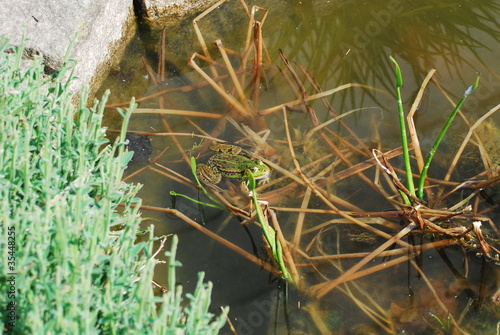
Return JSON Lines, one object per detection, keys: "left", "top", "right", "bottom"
{"left": 196, "top": 144, "right": 270, "bottom": 186}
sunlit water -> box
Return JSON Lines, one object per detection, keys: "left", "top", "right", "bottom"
{"left": 97, "top": 0, "right": 500, "bottom": 333}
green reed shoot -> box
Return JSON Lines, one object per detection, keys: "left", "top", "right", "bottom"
{"left": 416, "top": 76, "right": 479, "bottom": 200}
{"left": 390, "top": 56, "right": 479, "bottom": 203}
{"left": 390, "top": 56, "right": 414, "bottom": 205}
{"left": 429, "top": 313, "right": 452, "bottom": 334}
{"left": 247, "top": 171, "right": 292, "bottom": 283}
{"left": 170, "top": 190, "right": 223, "bottom": 209}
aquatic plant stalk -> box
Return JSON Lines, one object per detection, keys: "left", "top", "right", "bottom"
{"left": 416, "top": 76, "right": 479, "bottom": 200}
{"left": 390, "top": 56, "right": 415, "bottom": 203}
{"left": 247, "top": 171, "right": 292, "bottom": 283}
{"left": 170, "top": 190, "right": 223, "bottom": 210}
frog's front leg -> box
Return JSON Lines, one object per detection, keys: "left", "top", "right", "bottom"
{"left": 196, "top": 163, "right": 222, "bottom": 185}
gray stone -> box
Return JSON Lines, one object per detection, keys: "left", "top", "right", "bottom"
{"left": 138, "top": 0, "right": 219, "bottom": 28}
{"left": 0, "top": 0, "right": 219, "bottom": 97}
{"left": 0, "top": 0, "right": 136, "bottom": 96}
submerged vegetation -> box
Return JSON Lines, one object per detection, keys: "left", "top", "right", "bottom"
{"left": 102, "top": 0, "right": 500, "bottom": 334}
{"left": 0, "top": 37, "right": 227, "bottom": 334}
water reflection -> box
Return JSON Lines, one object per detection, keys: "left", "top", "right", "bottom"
{"left": 98, "top": 0, "right": 500, "bottom": 334}
{"left": 265, "top": 0, "right": 500, "bottom": 91}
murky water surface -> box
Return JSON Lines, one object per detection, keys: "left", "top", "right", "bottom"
{"left": 97, "top": 0, "right": 500, "bottom": 333}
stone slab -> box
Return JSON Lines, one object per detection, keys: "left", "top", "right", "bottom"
{"left": 0, "top": 0, "right": 136, "bottom": 96}
{"left": 138, "top": 0, "right": 219, "bottom": 28}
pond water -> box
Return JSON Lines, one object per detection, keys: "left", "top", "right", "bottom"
{"left": 97, "top": 0, "right": 500, "bottom": 334}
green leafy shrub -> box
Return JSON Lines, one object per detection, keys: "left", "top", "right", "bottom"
{"left": 0, "top": 37, "right": 227, "bottom": 334}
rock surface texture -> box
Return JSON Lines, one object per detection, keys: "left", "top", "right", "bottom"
{"left": 138, "top": 0, "right": 218, "bottom": 27}
{"left": 0, "top": 0, "right": 214, "bottom": 96}
{"left": 0, "top": 0, "right": 136, "bottom": 94}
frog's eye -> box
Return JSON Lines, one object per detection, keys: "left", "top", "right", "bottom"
{"left": 251, "top": 167, "right": 259, "bottom": 173}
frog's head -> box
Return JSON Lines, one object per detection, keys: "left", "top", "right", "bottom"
{"left": 249, "top": 160, "right": 271, "bottom": 180}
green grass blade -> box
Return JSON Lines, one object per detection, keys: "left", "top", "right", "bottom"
{"left": 417, "top": 76, "right": 480, "bottom": 200}
{"left": 390, "top": 56, "right": 415, "bottom": 202}
{"left": 247, "top": 171, "right": 292, "bottom": 283}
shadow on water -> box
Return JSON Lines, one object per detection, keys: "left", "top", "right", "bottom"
{"left": 97, "top": 0, "right": 500, "bottom": 333}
